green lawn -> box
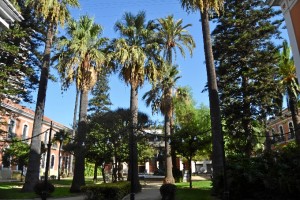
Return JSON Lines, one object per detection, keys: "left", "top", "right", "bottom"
{"left": 175, "top": 181, "right": 213, "bottom": 200}
{"left": 0, "top": 178, "right": 95, "bottom": 199}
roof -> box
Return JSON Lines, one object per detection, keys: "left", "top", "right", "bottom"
{"left": 266, "top": 0, "right": 282, "bottom": 6}
{"left": 0, "top": 99, "right": 70, "bottom": 130}
{"left": 0, "top": 0, "right": 23, "bottom": 29}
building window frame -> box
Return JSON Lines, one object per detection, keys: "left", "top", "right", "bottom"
{"left": 22, "top": 124, "right": 28, "bottom": 140}
{"left": 279, "top": 125, "right": 285, "bottom": 142}
{"left": 288, "top": 121, "right": 295, "bottom": 139}
{"left": 50, "top": 154, "right": 55, "bottom": 169}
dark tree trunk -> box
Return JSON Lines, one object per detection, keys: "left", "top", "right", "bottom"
{"left": 164, "top": 89, "right": 174, "bottom": 183}
{"left": 188, "top": 157, "right": 192, "bottom": 189}
{"left": 22, "top": 22, "right": 54, "bottom": 192}
{"left": 93, "top": 163, "right": 98, "bottom": 182}
{"left": 129, "top": 84, "right": 140, "bottom": 196}
{"left": 102, "top": 166, "right": 106, "bottom": 183}
{"left": 288, "top": 88, "right": 300, "bottom": 145}
{"left": 70, "top": 90, "right": 88, "bottom": 192}
{"left": 242, "top": 76, "right": 252, "bottom": 157}
{"left": 200, "top": 10, "right": 225, "bottom": 192}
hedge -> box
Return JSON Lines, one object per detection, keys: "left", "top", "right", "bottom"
{"left": 81, "top": 181, "right": 131, "bottom": 200}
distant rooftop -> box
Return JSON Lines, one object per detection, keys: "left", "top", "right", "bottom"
{"left": 267, "top": 0, "right": 282, "bottom": 6}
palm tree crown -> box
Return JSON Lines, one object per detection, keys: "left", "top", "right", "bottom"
{"left": 157, "top": 15, "right": 195, "bottom": 64}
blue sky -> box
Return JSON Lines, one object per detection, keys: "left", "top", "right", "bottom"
{"left": 23, "top": 0, "right": 288, "bottom": 128}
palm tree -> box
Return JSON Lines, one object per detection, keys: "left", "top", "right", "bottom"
{"left": 155, "top": 15, "right": 195, "bottom": 183}
{"left": 278, "top": 40, "right": 300, "bottom": 145}
{"left": 180, "top": 0, "right": 225, "bottom": 192}
{"left": 143, "top": 64, "right": 181, "bottom": 183}
{"left": 22, "top": 0, "right": 79, "bottom": 192}
{"left": 111, "top": 11, "right": 161, "bottom": 194}
{"left": 55, "top": 15, "right": 109, "bottom": 192}
{"left": 53, "top": 130, "right": 69, "bottom": 181}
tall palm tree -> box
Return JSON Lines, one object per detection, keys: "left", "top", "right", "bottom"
{"left": 55, "top": 15, "right": 109, "bottom": 192}
{"left": 155, "top": 15, "right": 195, "bottom": 183}
{"left": 143, "top": 64, "right": 181, "bottom": 184}
{"left": 22, "top": 0, "right": 79, "bottom": 192}
{"left": 180, "top": 0, "right": 225, "bottom": 192}
{"left": 111, "top": 11, "right": 161, "bottom": 194}
{"left": 278, "top": 40, "right": 300, "bottom": 145}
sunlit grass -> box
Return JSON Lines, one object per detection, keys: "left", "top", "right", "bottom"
{"left": 175, "top": 181, "right": 213, "bottom": 200}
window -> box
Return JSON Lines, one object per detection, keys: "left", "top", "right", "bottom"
{"left": 288, "top": 122, "right": 295, "bottom": 139}
{"left": 41, "top": 153, "right": 46, "bottom": 168}
{"left": 279, "top": 125, "right": 284, "bottom": 142}
{"left": 271, "top": 129, "right": 276, "bottom": 143}
{"left": 50, "top": 155, "right": 55, "bottom": 169}
{"left": 22, "top": 124, "right": 28, "bottom": 140}
{"left": 44, "top": 131, "right": 48, "bottom": 144}
{"left": 8, "top": 119, "right": 16, "bottom": 139}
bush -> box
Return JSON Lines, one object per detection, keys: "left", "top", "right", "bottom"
{"left": 81, "top": 181, "right": 131, "bottom": 200}
{"left": 34, "top": 181, "right": 55, "bottom": 198}
{"left": 160, "top": 183, "right": 176, "bottom": 200}
{"left": 214, "top": 143, "right": 300, "bottom": 199}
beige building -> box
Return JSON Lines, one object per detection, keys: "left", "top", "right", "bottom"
{"left": 268, "top": 0, "right": 300, "bottom": 80}
{"left": 0, "top": 99, "right": 72, "bottom": 180}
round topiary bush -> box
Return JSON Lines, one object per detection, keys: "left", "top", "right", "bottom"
{"left": 160, "top": 183, "right": 176, "bottom": 200}
{"left": 34, "top": 181, "right": 55, "bottom": 198}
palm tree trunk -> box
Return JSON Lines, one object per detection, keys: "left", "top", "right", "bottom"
{"left": 129, "top": 84, "right": 140, "bottom": 195}
{"left": 70, "top": 90, "right": 88, "bottom": 192}
{"left": 164, "top": 91, "right": 174, "bottom": 183}
{"left": 288, "top": 89, "right": 300, "bottom": 145}
{"left": 69, "top": 88, "right": 79, "bottom": 176}
{"left": 200, "top": 10, "right": 224, "bottom": 191}
{"left": 22, "top": 22, "right": 55, "bottom": 192}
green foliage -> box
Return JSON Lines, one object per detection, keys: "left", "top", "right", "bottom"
{"left": 173, "top": 104, "right": 212, "bottom": 160}
{"left": 214, "top": 143, "right": 300, "bottom": 199}
{"left": 160, "top": 184, "right": 176, "bottom": 200}
{"left": 81, "top": 181, "right": 131, "bottom": 200}
{"left": 212, "top": 0, "right": 283, "bottom": 156}
{"left": 3, "top": 138, "right": 30, "bottom": 167}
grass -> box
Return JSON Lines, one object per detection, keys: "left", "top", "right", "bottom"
{"left": 0, "top": 178, "right": 96, "bottom": 199}
{"left": 175, "top": 181, "right": 213, "bottom": 200}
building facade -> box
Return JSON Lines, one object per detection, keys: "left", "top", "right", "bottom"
{"left": 267, "top": 108, "right": 296, "bottom": 147}
{"left": 0, "top": 0, "right": 23, "bottom": 30}
{"left": 268, "top": 0, "right": 300, "bottom": 81}
{"left": 0, "top": 99, "right": 72, "bottom": 180}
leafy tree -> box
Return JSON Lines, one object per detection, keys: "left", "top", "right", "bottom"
{"left": 212, "top": 0, "right": 283, "bottom": 157}
{"left": 173, "top": 104, "right": 211, "bottom": 188}
{"left": 111, "top": 11, "right": 161, "bottom": 193}
{"left": 180, "top": 0, "right": 225, "bottom": 191}
{"left": 278, "top": 40, "right": 300, "bottom": 145}
{"left": 55, "top": 15, "right": 109, "bottom": 192}
{"left": 3, "top": 139, "right": 30, "bottom": 181}
{"left": 22, "top": 0, "right": 79, "bottom": 192}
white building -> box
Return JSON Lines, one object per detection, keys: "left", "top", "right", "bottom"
{"left": 267, "top": 0, "right": 300, "bottom": 80}
{"left": 0, "top": 0, "right": 23, "bottom": 30}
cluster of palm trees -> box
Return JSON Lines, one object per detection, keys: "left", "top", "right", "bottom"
{"left": 22, "top": 0, "right": 227, "bottom": 195}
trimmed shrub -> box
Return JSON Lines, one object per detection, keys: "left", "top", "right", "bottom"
{"left": 81, "top": 181, "right": 131, "bottom": 200}
{"left": 160, "top": 183, "right": 176, "bottom": 200}
{"left": 34, "top": 181, "right": 55, "bottom": 197}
